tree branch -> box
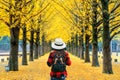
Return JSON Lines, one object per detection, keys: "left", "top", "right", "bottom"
{"left": 110, "top": 30, "right": 120, "bottom": 41}
{"left": 97, "top": 26, "right": 103, "bottom": 34}
{"left": 96, "top": 19, "right": 103, "bottom": 27}
{"left": 0, "top": 1, "right": 9, "bottom": 8}
{"left": 52, "top": 0, "right": 75, "bottom": 23}
{"left": 110, "top": 0, "right": 120, "bottom": 14}
{"left": 0, "top": 6, "right": 9, "bottom": 12}
{"left": 0, "top": 18, "right": 10, "bottom": 27}
{"left": 73, "top": 0, "right": 83, "bottom": 16}
{"left": 27, "top": 3, "right": 50, "bottom": 21}
{"left": 110, "top": 20, "right": 120, "bottom": 24}
{"left": 109, "top": 13, "right": 120, "bottom": 21}
{"left": 110, "top": 24, "right": 120, "bottom": 34}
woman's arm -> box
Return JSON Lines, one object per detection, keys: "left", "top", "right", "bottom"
{"left": 65, "top": 52, "right": 71, "bottom": 66}
{"left": 47, "top": 52, "right": 54, "bottom": 67}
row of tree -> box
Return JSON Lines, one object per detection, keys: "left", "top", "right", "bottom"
{"left": 0, "top": 0, "right": 52, "bottom": 71}
{"left": 60, "top": 0, "right": 120, "bottom": 74}
{"left": 50, "top": 0, "right": 120, "bottom": 74}
{"left": 0, "top": 0, "right": 120, "bottom": 74}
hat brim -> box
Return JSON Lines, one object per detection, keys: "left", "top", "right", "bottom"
{"left": 51, "top": 42, "right": 66, "bottom": 50}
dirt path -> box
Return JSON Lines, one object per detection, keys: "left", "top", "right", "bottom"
{"left": 0, "top": 53, "right": 120, "bottom": 80}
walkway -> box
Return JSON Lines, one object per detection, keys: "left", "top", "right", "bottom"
{"left": 0, "top": 53, "right": 120, "bottom": 80}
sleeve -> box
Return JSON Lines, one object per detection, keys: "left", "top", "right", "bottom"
{"left": 47, "top": 52, "right": 53, "bottom": 67}
{"left": 65, "top": 52, "right": 71, "bottom": 66}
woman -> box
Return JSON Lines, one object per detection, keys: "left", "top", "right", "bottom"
{"left": 47, "top": 38, "right": 71, "bottom": 80}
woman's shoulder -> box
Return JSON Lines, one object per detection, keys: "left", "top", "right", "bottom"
{"left": 49, "top": 50, "right": 56, "bottom": 56}
{"left": 50, "top": 50, "right": 56, "bottom": 53}
{"left": 64, "top": 51, "right": 69, "bottom": 55}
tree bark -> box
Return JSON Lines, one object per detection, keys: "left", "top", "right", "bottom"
{"left": 85, "top": 34, "right": 90, "bottom": 62}
{"left": 29, "top": 30, "right": 34, "bottom": 61}
{"left": 101, "top": 0, "right": 113, "bottom": 74}
{"left": 92, "top": 0, "right": 99, "bottom": 66}
{"left": 67, "top": 42, "right": 71, "bottom": 52}
{"left": 39, "top": 41, "right": 42, "bottom": 57}
{"left": 22, "top": 26, "right": 28, "bottom": 65}
{"left": 9, "top": 27, "right": 20, "bottom": 71}
{"left": 79, "top": 35, "right": 84, "bottom": 59}
{"left": 92, "top": 43, "right": 99, "bottom": 66}
{"left": 42, "top": 35, "right": 45, "bottom": 55}
{"left": 71, "top": 37, "right": 75, "bottom": 55}
{"left": 75, "top": 34, "right": 79, "bottom": 56}
{"left": 34, "top": 29, "right": 40, "bottom": 59}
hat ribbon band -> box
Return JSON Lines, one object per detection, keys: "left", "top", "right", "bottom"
{"left": 55, "top": 43, "right": 63, "bottom": 46}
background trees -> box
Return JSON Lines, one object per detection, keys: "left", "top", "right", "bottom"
{"left": 0, "top": 0, "right": 51, "bottom": 71}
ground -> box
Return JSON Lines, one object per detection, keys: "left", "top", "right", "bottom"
{"left": 0, "top": 53, "right": 120, "bottom": 80}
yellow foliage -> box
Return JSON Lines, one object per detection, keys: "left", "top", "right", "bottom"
{"left": 0, "top": 0, "right": 120, "bottom": 42}
{"left": 19, "top": 28, "right": 23, "bottom": 40}
{"left": 43, "top": 8, "right": 72, "bottom": 43}
{"left": 0, "top": 23, "right": 10, "bottom": 36}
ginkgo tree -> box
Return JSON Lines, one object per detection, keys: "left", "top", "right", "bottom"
{"left": 20, "top": 0, "right": 51, "bottom": 61}
{"left": 0, "top": 0, "right": 24, "bottom": 71}
{"left": 100, "top": 0, "right": 120, "bottom": 74}
{"left": 20, "top": 0, "right": 35, "bottom": 65}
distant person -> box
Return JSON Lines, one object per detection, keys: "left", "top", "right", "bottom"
{"left": 47, "top": 38, "right": 71, "bottom": 80}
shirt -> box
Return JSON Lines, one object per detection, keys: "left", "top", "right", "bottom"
{"left": 47, "top": 50, "right": 71, "bottom": 78}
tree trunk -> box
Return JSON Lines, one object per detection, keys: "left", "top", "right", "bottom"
{"left": 34, "top": 29, "right": 40, "bottom": 59}
{"left": 67, "top": 42, "right": 71, "bottom": 52}
{"left": 69, "top": 42, "right": 72, "bottom": 53}
{"left": 79, "top": 35, "right": 84, "bottom": 59}
{"left": 22, "top": 26, "right": 28, "bottom": 65}
{"left": 71, "top": 37, "right": 75, "bottom": 55}
{"left": 39, "top": 41, "right": 42, "bottom": 57}
{"left": 92, "top": 43, "right": 99, "bottom": 66}
{"left": 101, "top": 0, "right": 113, "bottom": 74}
{"left": 29, "top": 30, "right": 34, "bottom": 61}
{"left": 9, "top": 27, "right": 20, "bottom": 71}
{"left": 92, "top": 0, "right": 99, "bottom": 66}
{"left": 85, "top": 34, "right": 90, "bottom": 62}
{"left": 84, "top": 4, "right": 90, "bottom": 62}
{"left": 75, "top": 34, "right": 79, "bottom": 56}
{"left": 41, "top": 35, "right": 45, "bottom": 55}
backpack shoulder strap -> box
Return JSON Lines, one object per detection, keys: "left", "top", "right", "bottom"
{"left": 53, "top": 50, "right": 66, "bottom": 61}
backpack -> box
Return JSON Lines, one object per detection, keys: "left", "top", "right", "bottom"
{"left": 52, "top": 50, "right": 66, "bottom": 72}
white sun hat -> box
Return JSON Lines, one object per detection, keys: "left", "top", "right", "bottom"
{"left": 51, "top": 38, "right": 66, "bottom": 50}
